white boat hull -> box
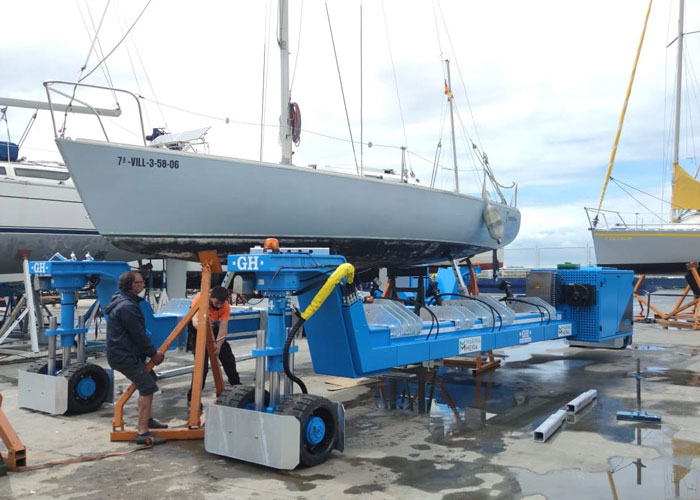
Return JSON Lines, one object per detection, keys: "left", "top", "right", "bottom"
{"left": 592, "top": 228, "right": 700, "bottom": 274}
{"left": 56, "top": 138, "right": 521, "bottom": 269}
{"left": 0, "top": 163, "right": 145, "bottom": 274}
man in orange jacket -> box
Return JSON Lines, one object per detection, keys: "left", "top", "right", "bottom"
{"left": 187, "top": 286, "right": 241, "bottom": 403}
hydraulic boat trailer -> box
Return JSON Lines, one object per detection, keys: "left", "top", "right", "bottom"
{"left": 201, "top": 240, "right": 634, "bottom": 469}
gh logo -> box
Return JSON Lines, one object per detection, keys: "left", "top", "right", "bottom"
{"left": 236, "top": 255, "right": 260, "bottom": 271}
{"left": 31, "top": 262, "right": 47, "bottom": 274}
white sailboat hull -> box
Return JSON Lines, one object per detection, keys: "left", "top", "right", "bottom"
{"left": 56, "top": 138, "right": 521, "bottom": 269}
{"left": 592, "top": 227, "right": 700, "bottom": 274}
{"left": 0, "top": 162, "right": 144, "bottom": 274}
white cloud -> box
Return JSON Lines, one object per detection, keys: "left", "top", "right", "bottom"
{"left": 2, "top": 0, "right": 699, "bottom": 253}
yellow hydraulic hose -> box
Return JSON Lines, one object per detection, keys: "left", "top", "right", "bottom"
{"left": 300, "top": 263, "right": 355, "bottom": 320}
{"left": 594, "top": 0, "right": 653, "bottom": 225}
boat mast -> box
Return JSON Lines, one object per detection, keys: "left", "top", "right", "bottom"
{"left": 671, "top": 0, "right": 685, "bottom": 222}
{"left": 445, "top": 59, "right": 459, "bottom": 193}
{"left": 279, "top": 0, "right": 293, "bottom": 165}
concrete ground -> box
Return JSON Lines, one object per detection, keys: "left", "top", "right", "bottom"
{"left": 1, "top": 322, "right": 700, "bottom": 499}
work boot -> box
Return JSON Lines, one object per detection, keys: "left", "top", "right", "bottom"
{"left": 148, "top": 418, "right": 168, "bottom": 429}
{"left": 134, "top": 432, "right": 166, "bottom": 445}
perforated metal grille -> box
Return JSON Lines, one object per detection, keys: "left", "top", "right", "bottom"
{"left": 557, "top": 269, "right": 600, "bottom": 341}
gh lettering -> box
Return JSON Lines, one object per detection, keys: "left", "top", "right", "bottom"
{"left": 236, "top": 255, "right": 259, "bottom": 271}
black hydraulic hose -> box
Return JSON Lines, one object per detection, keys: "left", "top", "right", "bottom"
{"left": 499, "top": 297, "right": 550, "bottom": 324}
{"left": 283, "top": 315, "right": 308, "bottom": 394}
{"left": 427, "top": 293, "right": 502, "bottom": 331}
{"left": 415, "top": 304, "right": 440, "bottom": 341}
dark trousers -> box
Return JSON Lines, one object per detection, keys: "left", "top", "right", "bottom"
{"left": 187, "top": 324, "right": 240, "bottom": 401}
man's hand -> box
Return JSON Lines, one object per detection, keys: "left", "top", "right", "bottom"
{"left": 151, "top": 351, "right": 165, "bottom": 365}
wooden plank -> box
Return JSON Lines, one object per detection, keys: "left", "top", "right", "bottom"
{"left": 325, "top": 377, "right": 375, "bottom": 391}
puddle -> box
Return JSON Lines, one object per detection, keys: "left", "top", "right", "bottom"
{"left": 513, "top": 435, "right": 700, "bottom": 499}
{"left": 643, "top": 369, "right": 700, "bottom": 387}
{"left": 500, "top": 339, "right": 569, "bottom": 363}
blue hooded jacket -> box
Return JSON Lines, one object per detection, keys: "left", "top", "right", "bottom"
{"left": 104, "top": 290, "right": 156, "bottom": 364}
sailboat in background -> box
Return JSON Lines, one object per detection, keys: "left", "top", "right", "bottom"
{"left": 0, "top": 101, "right": 145, "bottom": 275}
{"left": 589, "top": 0, "right": 700, "bottom": 274}
{"left": 48, "top": 1, "right": 520, "bottom": 270}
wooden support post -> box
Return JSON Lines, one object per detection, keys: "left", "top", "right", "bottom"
{"left": 0, "top": 394, "right": 26, "bottom": 469}
{"left": 467, "top": 259, "right": 479, "bottom": 296}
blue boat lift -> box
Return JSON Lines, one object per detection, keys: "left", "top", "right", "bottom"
{"left": 204, "top": 243, "right": 634, "bottom": 469}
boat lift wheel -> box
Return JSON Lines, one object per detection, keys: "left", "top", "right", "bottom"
{"left": 26, "top": 360, "right": 64, "bottom": 376}
{"left": 215, "top": 385, "right": 270, "bottom": 410}
{"left": 62, "top": 362, "right": 110, "bottom": 414}
{"left": 275, "top": 394, "right": 338, "bottom": 467}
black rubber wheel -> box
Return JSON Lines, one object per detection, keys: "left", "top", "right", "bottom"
{"left": 26, "top": 360, "right": 63, "bottom": 375}
{"left": 275, "top": 394, "right": 338, "bottom": 467}
{"left": 622, "top": 335, "right": 633, "bottom": 348}
{"left": 215, "top": 385, "right": 269, "bottom": 409}
{"left": 62, "top": 362, "right": 110, "bottom": 414}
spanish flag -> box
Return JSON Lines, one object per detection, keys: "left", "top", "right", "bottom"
{"left": 444, "top": 80, "right": 453, "bottom": 99}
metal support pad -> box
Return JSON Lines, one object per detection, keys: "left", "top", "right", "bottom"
{"left": 205, "top": 403, "right": 301, "bottom": 469}
{"left": 18, "top": 372, "right": 68, "bottom": 414}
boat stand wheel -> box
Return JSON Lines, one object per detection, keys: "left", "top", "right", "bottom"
{"left": 26, "top": 360, "right": 63, "bottom": 376}
{"left": 62, "top": 362, "right": 110, "bottom": 414}
{"left": 275, "top": 394, "right": 338, "bottom": 467}
{"left": 215, "top": 385, "right": 270, "bottom": 410}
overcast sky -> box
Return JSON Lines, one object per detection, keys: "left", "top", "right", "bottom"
{"left": 2, "top": 0, "right": 699, "bottom": 265}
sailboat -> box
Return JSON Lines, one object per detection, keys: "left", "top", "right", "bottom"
{"left": 589, "top": 0, "right": 700, "bottom": 274}
{"left": 0, "top": 102, "right": 145, "bottom": 275}
{"left": 49, "top": 1, "right": 520, "bottom": 270}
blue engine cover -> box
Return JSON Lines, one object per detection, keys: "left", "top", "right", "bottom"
{"left": 0, "top": 141, "right": 19, "bottom": 162}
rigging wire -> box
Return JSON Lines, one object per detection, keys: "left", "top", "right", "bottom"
{"left": 661, "top": 0, "right": 674, "bottom": 213}
{"left": 17, "top": 111, "right": 38, "bottom": 150}
{"left": 62, "top": 0, "right": 111, "bottom": 134}
{"left": 610, "top": 177, "right": 667, "bottom": 221}
{"left": 360, "top": 2, "right": 363, "bottom": 175}
{"left": 136, "top": 94, "right": 485, "bottom": 180}
{"left": 78, "top": 0, "right": 152, "bottom": 84}
{"left": 125, "top": 6, "right": 167, "bottom": 130}
{"left": 435, "top": 0, "right": 482, "bottom": 151}
{"left": 324, "top": 2, "right": 360, "bottom": 175}
{"left": 380, "top": 0, "right": 414, "bottom": 178}
{"left": 75, "top": 0, "right": 118, "bottom": 105}
{"left": 683, "top": 48, "right": 699, "bottom": 175}
{"left": 117, "top": 18, "right": 152, "bottom": 130}
{"left": 289, "top": 0, "right": 304, "bottom": 93}
{"left": 431, "top": 0, "right": 444, "bottom": 59}
{"left": 260, "top": 0, "right": 273, "bottom": 161}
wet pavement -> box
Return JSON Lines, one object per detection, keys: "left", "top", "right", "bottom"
{"left": 0, "top": 321, "right": 699, "bottom": 499}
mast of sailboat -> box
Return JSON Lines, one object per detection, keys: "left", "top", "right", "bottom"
{"left": 279, "top": 0, "right": 293, "bottom": 165}
{"left": 445, "top": 59, "right": 459, "bottom": 193}
{"left": 592, "top": 0, "right": 653, "bottom": 227}
{"left": 671, "top": 0, "right": 685, "bottom": 222}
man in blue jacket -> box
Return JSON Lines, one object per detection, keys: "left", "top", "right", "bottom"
{"left": 105, "top": 271, "right": 166, "bottom": 445}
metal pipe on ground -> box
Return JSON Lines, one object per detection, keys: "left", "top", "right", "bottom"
{"left": 155, "top": 354, "right": 253, "bottom": 380}
{"left": 566, "top": 389, "right": 597, "bottom": 414}
{"left": 533, "top": 409, "right": 567, "bottom": 443}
